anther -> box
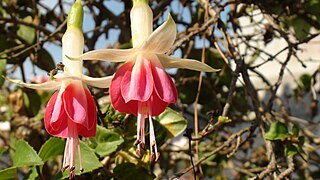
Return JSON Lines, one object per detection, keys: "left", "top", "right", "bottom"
{"left": 62, "top": 165, "right": 69, "bottom": 172}
{"left": 134, "top": 139, "right": 141, "bottom": 146}
{"left": 70, "top": 166, "right": 76, "bottom": 171}
{"left": 150, "top": 152, "right": 156, "bottom": 162}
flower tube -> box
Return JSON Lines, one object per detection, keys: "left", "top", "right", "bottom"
{"left": 71, "top": 0, "right": 219, "bottom": 162}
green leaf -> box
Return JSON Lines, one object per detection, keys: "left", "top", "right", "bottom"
{"left": 292, "top": 124, "right": 299, "bottom": 137}
{"left": 59, "top": 141, "right": 102, "bottom": 179}
{"left": 89, "top": 125, "right": 124, "bottom": 157}
{"left": 0, "top": 59, "right": 6, "bottom": 87}
{"left": 292, "top": 17, "right": 311, "bottom": 41}
{"left": 34, "top": 49, "right": 55, "bottom": 72}
{"left": 285, "top": 144, "right": 299, "bottom": 156}
{"left": 17, "top": 16, "right": 36, "bottom": 44}
{"left": 38, "top": 137, "right": 65, "bottom": 162}
{"left": 0, "top": 146, "right": 7, "bottom": 156}
{"left": 23, "top": 89, "right": 41, "bottom": 116}
{"left": 13, "top": 140, "right": 43, "bottom": 167}
{"left": 264, "top": 122, "right": 289, "bottom": 140}
{"left": 113, "top": 163, "right": 155, "bottom": 180}
{"left": 0, "top": 167, "right": 18, "bottom": 180}
{"left": 155, "top": 107, "right": 187, "bottom": 137}
{"left": 24, "top": 166, "right": 39, "bottom": 180}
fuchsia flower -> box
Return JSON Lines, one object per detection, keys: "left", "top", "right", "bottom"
{"left": 73, "top": 0, "right": 218, "bottom": 161}
{"left": 6, "top": 0, "right": 112, "bottom": 178}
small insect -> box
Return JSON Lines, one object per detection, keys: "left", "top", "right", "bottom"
{"left": 48, "top": 62, "right": 64, "bottom": 80}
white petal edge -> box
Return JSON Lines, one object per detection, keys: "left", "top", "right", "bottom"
{"left": 140, "top": 14, "right": 177, "bottom": 54}
{"left": 4, "top": 76, "right": 62, "bottom": 90}
{"left": 68, "top": 48, "right": 136, "bottom": 62}
{"left": 82, "top": 75, "right": 114, "bottom": 88}
{"left": 158, "top": 54, "right": 220, "bottom": 72}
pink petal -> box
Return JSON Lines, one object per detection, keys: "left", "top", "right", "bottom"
{"left": 63, "top": 81, "right": 89, "bottom": 128}
{"left": 110, "top": 62, "right": 138, "bottom": 115}
{"left": 121, "top": 56, "right": 153, "bottom": 102}
{"left": 77, "top": 88, "right": 97, "bottom": 137}
{"left": 151, "top": 60, "right": 178, "bottom": 104}
{"left": 149, "top": 91, "right": 169, "bottom": 116}
{"left": 44, "top": 90, "right": 68, "bottom": 138}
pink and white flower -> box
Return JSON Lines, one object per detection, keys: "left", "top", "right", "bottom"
{"left": 6, "top": 0, "right": 112, "bottom": 178}
{"left": 73, "top": 0, "right": 218, "bottom": 161}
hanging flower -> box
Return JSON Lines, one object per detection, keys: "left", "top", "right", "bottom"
{"left": 70, "top": 0, "right": 218, "bottom": 162}
{"left": 5, "top": 0, "right": 112, "bottom": 178}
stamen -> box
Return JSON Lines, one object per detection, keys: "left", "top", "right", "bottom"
{"left": 69, "top": 166, "right": 75, "bottom": 180}
{"left": 134, "top": 139, "right": 141, "bottom": 146}
{"left": 77, "top": 140, "right": 84, "bottom": 173}
{"left": 62, "top": 165, "right": 69, "bottom": 172}
{"left": 150, "top": 152, "right": 156, "bottom": 162}
{"left": 148, "top": 115, "right": 160, "bottom": 162}
{"left": 62, "top": 138, "right": 70, "bottom": 171}
{"left": 140, "top": 142, "right": 146, "bottom": 150}
{"left": 136, "top": 149, "right": 141, "bottom": 158}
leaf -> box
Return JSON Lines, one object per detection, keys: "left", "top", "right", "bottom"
{"left": 264, "top": 122, "right": 289, "bottom": 140}
{"left": 34, "top": 49, "right": 55, "bottom": 72}
{"left": 292, "top": 124, "right": 299, "bottom": 137}
{"left": 89, "top": 125, "right": 124, "bottom": 157}
{"left": 17, "top": 16, "right": 35, "bottom": 44}
{"left": 0, "top": 167, "right": 18, "bottom": 180}
{"left": 13, "top": 140, "right": 43, "bottom": 167}
{"left": 0, "top": 59, "right": 6, "bottom": 87}
{"left": 38, "top": 137, "right": 65, "bottom": 162}
{"left": 0, "top": 146, "right": 7, "bottom": 156}
{"left": 113, "top": 163, "right": 155, "bottom": 180}
{"left": 24, "top": 166, "right": 39, "bottom": 180}
{"left": 285, "top": 144, "right": 299, "bottom": 156}
{"left": 59, "top": 141, "right": 103, "bottom": 179}
{"left": 155, "top": 107, "right": 188, "bottom": 137}
{"left": 23, "top": 89, "right": 41, "bottom": 116}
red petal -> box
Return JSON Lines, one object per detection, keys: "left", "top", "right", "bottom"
{"left": 77, "top": 88, "right": 97, "bottom": 137}
{"left": 110, "top": 62, "right": 138, "bottom": 115}
{"left": 44, "top": 90, "right": 68, "bottom": 138}
{"left": 151, "top": 60, "right": 178, "bottom": 104}
{"left": 121, "top": 57, "right": 153, "bottom": 102}
{"left": 63, "top": 81, "right": 89, "bottom": 128}
{"left": 149, "top": 91, "right": 169, "bottom": 116}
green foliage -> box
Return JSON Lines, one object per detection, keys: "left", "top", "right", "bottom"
{"left": 113, "top": 163, "right": 155, "bottom": 180}
{"left": 0, "top": 146, "right": 7, "bottom": 156}
{"left": 0, "top": 167, "right": 18, "bottom": 180}
{"left": 264, "top": 122, "right": 289, "bottom": 140}
{"left": 33, "top": 49, "right": 56, "bottom": 72}
{"left": 23, "top": 89, "right": 42, "bottom": 116}
{"left": 89, "top": 125, "right": 124, "bottom": 157}
{"left": 38, "top": 137, "right": 65, "bottom": 162}
{"left": 155, "top": 107, "right": 188, "bottom": 137}
{"left": 17, "top": 16, "right": 36, "bottom": 44}
{"left": 285, "top": 144, "right": 299, "bottom": 156}
{"left": 0, "top": 59, "right": 6, "bottom": 87}
{"left": 13, "top": 140, "right": 43, "bottom": 167}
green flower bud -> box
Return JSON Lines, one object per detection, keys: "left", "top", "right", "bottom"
{"left": 67, "top": 0, "right": 83, "bottom": 30}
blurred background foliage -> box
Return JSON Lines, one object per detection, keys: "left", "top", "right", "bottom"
{"left": 0, "top": 0, "right": 320, "bottom": 179}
